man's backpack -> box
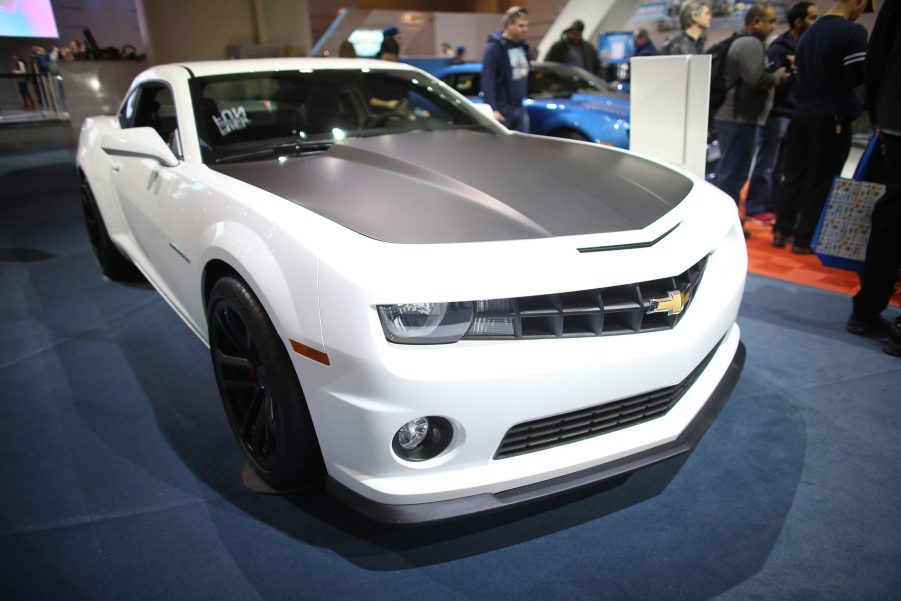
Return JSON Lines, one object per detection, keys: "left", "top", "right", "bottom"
{"left": 707, "top": 32, "right": 748, "bottom": 119}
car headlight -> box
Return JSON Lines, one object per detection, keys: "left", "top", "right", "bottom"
{"left": 377, "top": 302, "right": 474, "bottom": 344}
{"left": 378, "top": 298, "right": 522, "bottom": 344}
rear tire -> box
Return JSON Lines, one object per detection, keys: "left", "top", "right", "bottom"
{"left": 207, "top": 275, "right": 324, "bottom": 491}
{"left": 80, "top": 179, "right": 141, "bottom": 280}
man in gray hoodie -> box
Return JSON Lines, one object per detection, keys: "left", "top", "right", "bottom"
{"left": 712, "top": 2, "right": 789, "bottom": 234}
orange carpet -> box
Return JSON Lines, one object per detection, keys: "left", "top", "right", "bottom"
{"left": 740, "top": 185, "right": 901, "bottom": 306}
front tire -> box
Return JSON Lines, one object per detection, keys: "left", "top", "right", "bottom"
{"left": 207, "top": 275, "right": 324, "bottom": 491}
{"left": 80, "top": 179, "right": 141, "bottom": 280}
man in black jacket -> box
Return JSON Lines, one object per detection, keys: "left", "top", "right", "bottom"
{"left": 544, "top": 20, "right": 600, "bottom": 75}
{"left": 848, "top": 0, "right": 901, "bottom": 357}
{"left": 661, "top": 1, "right": 710, "bottom": 55}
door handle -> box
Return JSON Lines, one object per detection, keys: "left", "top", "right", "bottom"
{"left": 110, "top": 160, "right": 122, "bottom": 173}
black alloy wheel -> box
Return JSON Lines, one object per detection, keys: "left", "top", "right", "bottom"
{"left": 80, "top": 179, "right": 141, "bottom": 280}
{"left": 207, "top": 275, "right": 323, "bottom": 491}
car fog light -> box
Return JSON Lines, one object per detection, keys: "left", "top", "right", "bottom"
{"left": 397, "top": 417, "right": 429, "bottom": 450}
{"left": 392, "top": 416, "right": 454, "bottom": 462}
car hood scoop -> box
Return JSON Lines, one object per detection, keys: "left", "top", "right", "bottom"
{"left": 212, "top": 130, "right": 693, "bottom": 244}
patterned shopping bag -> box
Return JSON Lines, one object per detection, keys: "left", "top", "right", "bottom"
{"left": 812, "top": 177, "right": 886, "bottom": 272}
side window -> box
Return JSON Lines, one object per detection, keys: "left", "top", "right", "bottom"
{"left": 529, "top": 70, "right": 565, "bottom": 97}
{"left": 132, "top": 83, "right": 182, "bottom": 158}
{"left": 118, "top": 90, "right": 138, "bottom": 128}
{"left": 453, "top": 73, "right": 481, "bottom": 96}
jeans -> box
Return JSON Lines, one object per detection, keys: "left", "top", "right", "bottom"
{"left": 745, "top": 114, "right": 791, "bottom": 216}
{"left": 712, "top": 120, "right": 761, "bottom": 207}
{"left": 505, "top": 107, "right": 530, "bottom": 134}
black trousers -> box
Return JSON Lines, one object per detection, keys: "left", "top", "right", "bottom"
{"left": 774, "top": 115, "right": 852, "bottom": 247}
{"left": 853, "top": 133, "right": 901, "bottom": 319}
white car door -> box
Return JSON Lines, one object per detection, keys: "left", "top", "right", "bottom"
{"left": 111, "top": 82, "right": 193, "bottom": 310}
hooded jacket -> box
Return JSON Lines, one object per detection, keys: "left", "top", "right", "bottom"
{"left": 482, "top": 31, "right": 531, "bottom": 120}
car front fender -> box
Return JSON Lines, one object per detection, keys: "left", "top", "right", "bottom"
{"left": 197, "top": 220, "right": 324, "bottom": 357}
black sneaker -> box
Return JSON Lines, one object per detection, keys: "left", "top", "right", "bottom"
{"left": 791, "top": 244, "right": 814, "bottom": 255}
{"left": 847, "top": 313, "right": 892, "bottom": 338}
{"left": 884, "top": 318, "right": 901, "bottom": 357}
{"left": 772, "top": 231, "right": 790, "bottom": 248}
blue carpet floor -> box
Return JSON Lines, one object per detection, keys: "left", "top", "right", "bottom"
{"left": 1, "top": 147, "right": 900, "bottom": 600}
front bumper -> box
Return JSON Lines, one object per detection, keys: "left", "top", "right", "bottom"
{"left": 301, "top": 190, "right": 747, "bottom": 520}
{"left": 328, "top": 340, "right": 745, "bottom": 525}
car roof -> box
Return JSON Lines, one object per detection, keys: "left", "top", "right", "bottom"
{"left": 437, "top": 62, "right": 568, "bottom": 78}
{"left": 172, "top": 57, "right": 421, "bottom": 78}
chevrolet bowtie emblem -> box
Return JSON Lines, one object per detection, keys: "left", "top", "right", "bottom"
{"left": 648, "top": 289, "right": 691, "bottom": 316}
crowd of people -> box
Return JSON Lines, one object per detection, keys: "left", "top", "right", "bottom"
{"left": 11, "top": 4, "right": 899, "bottom": 354}
{"left": 702, "top": 0, "right": 897, "bottom": 356}
{"left": 11, "top": 39, "right": 141, "bottom": 111}
{"left": 473, "top": 2, "right": 899, "bottom": 356}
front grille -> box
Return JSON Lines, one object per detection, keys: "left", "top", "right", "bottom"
{"left": 463, "top": 256, "right": 707, "bottom": 340}
{"left": 494, "top": 338, "right": 722, "bottom": 459}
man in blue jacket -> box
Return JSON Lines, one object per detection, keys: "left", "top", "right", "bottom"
{"left": 633, "top": 28, "right": 660, "bottom": 57}
{"left": 745, "top": 2, "right": 819, "bottom": 225}
{"left": 482, "top": 6, "right": 531, "bottom": 133}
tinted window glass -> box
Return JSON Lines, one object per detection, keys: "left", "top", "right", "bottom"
{"left": 132, "top": 84, "right": 181, "bottom": 155}
{"left": 530, "top": 65, "right": 612, "bottom": 96}
{"left": 449, "top": 72, "right": 481, "bottom": 96}
{"left": 119, "top": 90, "right": 138, "bottom": 128}
{"left": 192, "top": 69, "right": 493, "bottom": 164}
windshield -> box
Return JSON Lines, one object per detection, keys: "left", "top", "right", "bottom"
{"left": 529, "top": 64, "right": 614, "bottom": 97}
{"left": 192, "top": 69, "right": 495, "bottom": 164}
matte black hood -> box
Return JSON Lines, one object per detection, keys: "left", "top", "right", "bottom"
{"left": 212, "top": 130, "right": 693, "bottom": 244}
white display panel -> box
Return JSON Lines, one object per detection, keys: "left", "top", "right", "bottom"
{"left": 0, "top": 0, "right": 59, "bottom": 38}
{"left": 630, "top": 54, "right": 711, "bottom": 179}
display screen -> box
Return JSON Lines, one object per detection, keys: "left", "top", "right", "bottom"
{"left": 347, "top": 29, "right": 383, "bottom": 58}
{"left": 0, "top": 0, "right": 59, "bottom": 38}
{"left": 599, "top": 32, "right": 634, "bottom": 65}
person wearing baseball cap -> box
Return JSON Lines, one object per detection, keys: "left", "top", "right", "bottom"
{"left": 544, "top": 19, "right": 601, "bottom": 75}
{"left": 377, "top": 26, "right": 401, "bottom": 61}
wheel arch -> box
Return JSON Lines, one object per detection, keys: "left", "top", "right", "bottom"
{"left": 197, "top": 223, "right": 324, "bottom": 357}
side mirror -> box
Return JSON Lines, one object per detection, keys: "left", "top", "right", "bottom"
{"left": 473, "top": 103, "right": 496, "bottom": 120}
{"left": 101, "top": 127, "right": 179, "bottom": 167}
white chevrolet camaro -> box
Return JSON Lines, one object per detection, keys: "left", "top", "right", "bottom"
{"left": 77, "top": 58, "right": 746, "bottom": 524}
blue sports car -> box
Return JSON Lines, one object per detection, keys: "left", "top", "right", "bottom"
{"left": 437, "top": 62, "right": 721, "bottom": 180}
{"left": 437, "top": 62, "right": 630, "bottom": 148}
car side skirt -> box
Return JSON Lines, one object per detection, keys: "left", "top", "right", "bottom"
{"left": 327, "top": 341, "right": 746, "bottom": 526}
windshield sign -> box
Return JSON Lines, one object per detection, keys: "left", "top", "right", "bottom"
{"left": 192, "top": 69, "right": 493, "bottom": 164}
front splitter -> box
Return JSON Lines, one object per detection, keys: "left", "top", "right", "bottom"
{"left": 328, "top": 341, "right": 746, "bottom": 526}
